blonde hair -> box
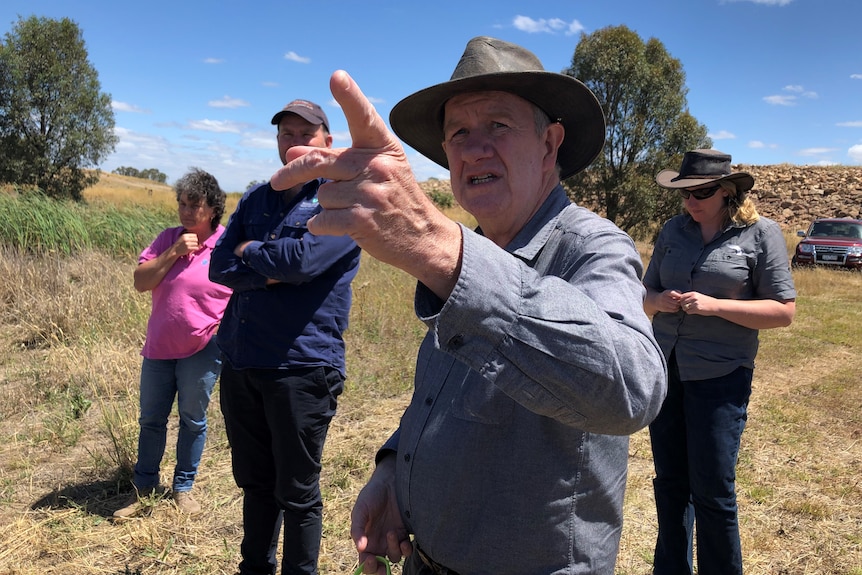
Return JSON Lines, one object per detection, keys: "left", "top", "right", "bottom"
{"left": 719, "top": 180, "right": 759, "bottom": 226}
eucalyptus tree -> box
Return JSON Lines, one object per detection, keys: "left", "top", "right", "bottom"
{"left": 564, "top": 25, "right": 710, "bottom": 239}
{"left": 0, "top": 16, "right": 117, "bottom": 201}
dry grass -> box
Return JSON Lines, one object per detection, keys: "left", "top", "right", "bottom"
{"left": 0, "top": 179, "right": 860, "bottom": 574}
{"left": 85, "top": 171, "right": 242, "bottom": 217}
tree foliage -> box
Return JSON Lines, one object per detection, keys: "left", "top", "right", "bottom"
{"left": 563, "top": 25, "right": 711, "bottom": 239}
{"left": 0, "top": 16, "right": 117, "bottom": 201}
{"left": 112, "top": 166, "right": 168, "bottom": 184}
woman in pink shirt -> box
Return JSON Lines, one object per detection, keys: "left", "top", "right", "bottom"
{"left": 114, "top": 168, "right": 232, "bottom": 519}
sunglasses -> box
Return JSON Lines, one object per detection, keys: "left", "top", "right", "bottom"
{"left": 678, "top": 185, "right": 721, "bottom": 200}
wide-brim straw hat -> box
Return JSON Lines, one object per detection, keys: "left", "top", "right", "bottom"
{"left": 389, "top": 36, "right": 605, "bottom": 180}
{"left": 655, "top": 149, "right": 754, "bottom": 192}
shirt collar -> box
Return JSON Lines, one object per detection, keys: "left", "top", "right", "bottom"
{"left": 505, "top": 184, "right": 570, "bottom": 261}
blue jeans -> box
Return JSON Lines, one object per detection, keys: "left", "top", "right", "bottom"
{"left": 219, "top": 362, "right": 343, "bottom": 575}
{"left": 134, "top": 336, "right": 221, "bottom": 492}
{"left": 649, "top": 352, "right": 752, "bottom": 575}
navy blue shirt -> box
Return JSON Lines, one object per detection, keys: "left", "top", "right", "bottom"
{"left": 209, "top": 179, "right": 361, "bottom": 374}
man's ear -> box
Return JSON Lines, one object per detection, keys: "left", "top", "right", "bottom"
{"left": 543, "top": 122, "right": 565, "bottom": 170}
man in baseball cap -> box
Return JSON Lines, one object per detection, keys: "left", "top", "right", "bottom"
{"left": 210, "top": 97, "right": 359, "bottom": 575}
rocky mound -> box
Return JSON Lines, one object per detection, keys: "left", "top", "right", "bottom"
{"left": 419, "top": 165, "right": 862, "bottom": 232}
{"left": 740, "top": 164, "right": 862, "bottom": 231}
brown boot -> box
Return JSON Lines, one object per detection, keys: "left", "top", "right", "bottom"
{"left": 172, "top": 491, "right": 202, "bottom": 515}
{"left": 112, "top": 486, "right": 156, "bottom": 520}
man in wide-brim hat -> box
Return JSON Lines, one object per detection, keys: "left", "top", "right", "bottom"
{"left": 389, "top": 36, "right": 605, "bottom": 181}
{"left": 271, "top": 36, "right": 666, "bottom": 575}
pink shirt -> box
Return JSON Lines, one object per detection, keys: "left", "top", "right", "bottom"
{"left": 139, "top": 225, "right": 232, "bottom": 360}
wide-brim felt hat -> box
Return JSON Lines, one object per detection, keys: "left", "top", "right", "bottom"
{"left": 389, "top": 36, "right": 606, "bottom": 180}
{"left": 655, "top": 149, "right": 754, "bottom": 192}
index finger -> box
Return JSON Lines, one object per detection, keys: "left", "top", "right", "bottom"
{"left": 329, "top": 70, "right": 395, "bottom": 150}
{"left": 270, "top": 70, "right": 399, "bottom": 192}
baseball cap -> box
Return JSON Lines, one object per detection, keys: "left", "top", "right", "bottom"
{"left": 271, "top": 99, "right": 329, "bottom": 131}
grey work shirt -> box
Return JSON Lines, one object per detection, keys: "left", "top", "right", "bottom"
{"left": 380, "top": 185, "right": 667, "bottom": 575}
{"left": 643, "top": 214, "right": 796, "bottom": 381}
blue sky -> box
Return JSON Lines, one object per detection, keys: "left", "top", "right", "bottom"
{"left": 2, "top": 0, "right": 860, "bottom": 193}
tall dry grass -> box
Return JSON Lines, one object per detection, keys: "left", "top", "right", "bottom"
{"left": 0, "top": 178, "right": 860, "bottom": 574}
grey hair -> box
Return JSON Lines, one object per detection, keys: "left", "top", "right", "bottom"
{"left": 174, "top": 168, "right": 227, "bottom": 230}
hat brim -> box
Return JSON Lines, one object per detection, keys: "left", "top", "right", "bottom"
{"left": 655, "top": 169, "right": 754, "bottom": 192}
{"left": 271, "top": 109, "right": 328, "bottom": 130}
{"left": 389, "top": 71, "right": 605, "bottom": 180}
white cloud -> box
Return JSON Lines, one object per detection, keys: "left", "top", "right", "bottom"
{"left": 103, "top": 126, "right": 278, "bottom": 192}
{"left": 513, "top": 15, "right": 584, "bottom": 36}
{"left": 186, "top": 119, "right": 244, "bottom": 134}
{"left": 330, "top": 130, "right": 352, "bottom": 145}
{"left": 848, "top": 144, "right": 862, "bottom": 163}
{"left": 203, "top": 58, "right": 224, "bottom": 64}
{"left": 708, "top": 130, "right": 735, "bottom": 140}
{"left": 798, "top": 147, "right": 837, "bottom": 157}
{"left": 239, "top": 132, "right": 277, "bottom": 150}
{"left": 837, "top": 121, "right": 862, "bottom": 128}
{"left": 112, "top": 101, "right": 148, "bottom": 114}
{"left": 852, "top": 74, "right": 862, "bottom": 80}
{"left": 748, "top": 141, "right": 779, "bottom": 149}
{"left": 763, "top": 95, "right": 796, "bottom": 106}
{"left": 111, "top": 126, "right": 167, "bottom": 150}
{"left": 723, "top": 0, "right": 793, "bottom": 5}
{"left": 764, "top": 84, "right": 817, "bottom": 106}
{"left": 284, "top": 51, "right": 311, "bottom": 64}
{"left": 208, "top": 96, "right": 250, "bottom": 109}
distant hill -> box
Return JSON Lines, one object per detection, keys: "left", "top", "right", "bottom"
{"left": 91, "top": 171, "right": 173, "bottom": 196}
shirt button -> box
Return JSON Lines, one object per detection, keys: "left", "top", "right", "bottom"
{"left": 270, "top": 233, "right": 277, "bottom": 239}
{"left": 403, "top": 453, "right": 411, "bottom": 463}
{"left": 424, "top": 396, "right": 433, "bottom": 406}
{"left": 448, "top": 334, "right": 464, "bottom": 349}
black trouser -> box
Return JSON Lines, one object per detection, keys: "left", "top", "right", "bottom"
{"left": 220, "top": 362, "right": 343, "bottom": 575}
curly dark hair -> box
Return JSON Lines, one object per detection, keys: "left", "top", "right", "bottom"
{"left": 174, "top": 168, "right": 227, "bottom": 230}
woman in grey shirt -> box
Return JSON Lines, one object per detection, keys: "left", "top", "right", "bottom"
{"left": 642, "top": 149, "right": 796, "bottom": 575}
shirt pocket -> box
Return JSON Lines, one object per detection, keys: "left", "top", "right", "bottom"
{"left": 658, "top": 245, "right": 690, "bottom": 289}
{"left": 701, "top": 250, "right": 752, "bottom": 298}
{"left": 285, "top": 201, "right": 322, "bottom": 230}
{"left": 240, "top": 211, "right": 271, "bottom": 241}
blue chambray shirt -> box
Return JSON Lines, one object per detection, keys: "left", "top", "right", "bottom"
{"left": 380, "top": 185, "right": 667, "bottom": 575}
{"left": 643, "top": 214, "right": 796, "bottom": 381}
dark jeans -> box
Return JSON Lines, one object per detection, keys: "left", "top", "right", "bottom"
{"left": 220, "top": 362, "right": 344, "bottom": 575}
{"left": 649, "top": 352, "right": 752, "bottom": 575}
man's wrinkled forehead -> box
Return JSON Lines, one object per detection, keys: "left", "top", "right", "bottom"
{"left": 442, "top": 91, "right": 533, "bottom": 127}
